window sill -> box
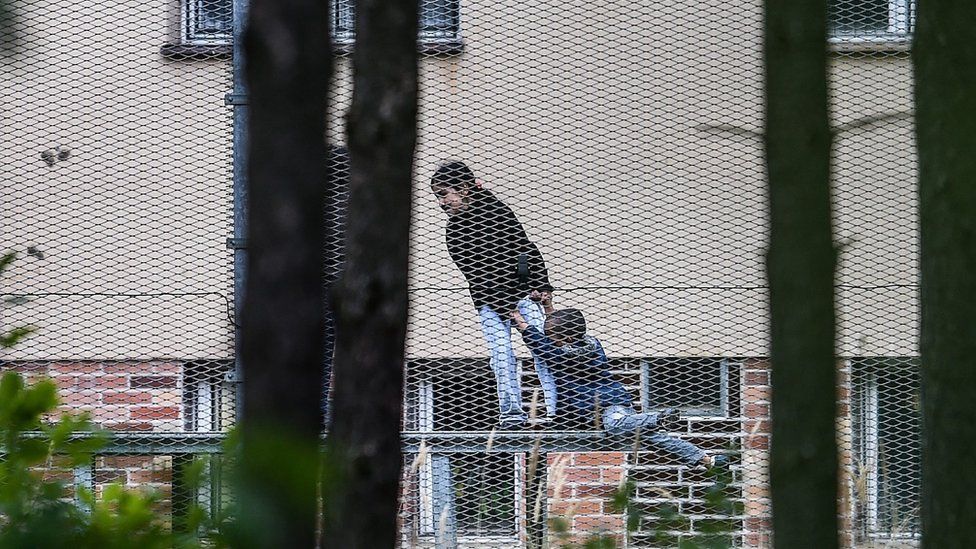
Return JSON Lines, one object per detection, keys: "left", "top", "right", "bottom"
{"left": 828, "top": 36, "right": 912, "bottom": 53}
{"left": 160, "top": 42, "right": 232, "bottom": 60}
{"left": 161, "top": 39, "right": 464, "bottom": 60}
{"left": 333, "top": 38, "right": 465, "bottom": 57}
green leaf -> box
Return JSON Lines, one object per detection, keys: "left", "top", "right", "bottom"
{"left": 14, "top": 437, "right": 49, "bottom": 464}
{"left": 0, "top": 251, "right": 15, "bottom": 274}
{"left": 0, "top": 326, "right": 35, "bottom": 349}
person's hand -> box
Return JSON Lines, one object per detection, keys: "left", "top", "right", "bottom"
{"left": 540, "top": 291, "right": 554, "bottom": 313}
{"left": 510, "top": 310, "right": 528, "bottom": 331}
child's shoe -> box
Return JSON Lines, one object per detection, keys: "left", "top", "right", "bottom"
{"left": 709, "top": 454, "right": 730, "bottom": 471}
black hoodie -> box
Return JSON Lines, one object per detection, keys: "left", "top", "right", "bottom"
{"left": 445, "top": 188, "right": 552, "bottom": 313}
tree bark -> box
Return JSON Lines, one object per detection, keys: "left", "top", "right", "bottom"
{"left": 321, "top": 0, "right": 418, "bottom": 545}
{"left": 764, "top": 0, "right": 838, "bottom": 547}
{"left": 239, "top": 0, "right": 331, "bottom": 545}
{"left": 916, "top": 1, "right": 976, "bottom": 545}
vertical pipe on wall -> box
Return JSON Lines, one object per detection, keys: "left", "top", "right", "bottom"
{"left": 230, "top": 0, "right": 248, "bottom": 423}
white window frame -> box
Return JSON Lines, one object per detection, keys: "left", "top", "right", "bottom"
{"left": 640, "top": 358, "right": 732, "bottom": 418}
{"left": 413, "top": 375, "right": 525, "bottom": 545}
{"left": 183, "top": 361, "right": 234, "bottom": 432}
{"left": 332, "top": 0, "right": 462, "bottom": 46}
{"left": 853, "top": 360, "right": 921, "bottom": 541}
{"left": 182, "top": 0, "right": 461, "bottom": 47}
{"left": 828, "top": 0, "right": 915, "bottom": 51}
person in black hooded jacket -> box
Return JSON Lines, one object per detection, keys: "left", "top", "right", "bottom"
{"left": 431, "top": 161, "right": 556, "bottom": 427}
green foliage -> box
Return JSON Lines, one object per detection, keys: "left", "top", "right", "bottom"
{"left": 1, "top": 253, "right": 35, "bottom": 350}
{"left": 0, "top": 371, "right": 216, "bottom": 548}
{"left": 0, "top": 326, "right": 35, "bottom": 349}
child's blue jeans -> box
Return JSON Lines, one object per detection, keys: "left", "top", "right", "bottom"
{"left": 601, "top": 405, "right": 705, "bottom": 466}
{"left": 478, "top": 298, "right": 559, "bottom": 424}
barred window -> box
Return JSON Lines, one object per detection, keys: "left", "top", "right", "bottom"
{"left": 182, "top": 0, "right": 233, "bottom": 44}
{"left": 335, "top": 0, "right": 461, "bottom": 44}
{"left": 641, "top": 358, "right": 735, "bottom": 417}
{"left": 852, "top": 358, "right": 921, "bottom": 540}
{"left": 183, "top": 361, "right": 234, "bottom": 432}
{"left": 181, "top": 0, "right": 461, "bottom": 45}
{"left": 828, "top": 0, "right": 914, "bottom": 43}
{"left": 405, "top": 362, "right": 521, "bottom": 541}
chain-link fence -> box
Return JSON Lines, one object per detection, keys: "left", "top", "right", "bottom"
{"left": 0, "top": 0, "right": 918, "bottom": 546}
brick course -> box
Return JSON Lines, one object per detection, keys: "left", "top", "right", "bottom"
{"left": 2, "top": 360, "right": 187, "bottom": 432}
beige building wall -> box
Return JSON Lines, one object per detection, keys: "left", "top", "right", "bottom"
{"left": 0, "top": 0, "right": 233, "bottom": 360}
{"left": 0, "top": 0, "right": 916, "bottom": 361}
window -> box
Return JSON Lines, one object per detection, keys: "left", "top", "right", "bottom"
{"left": 851, "top": 358, "right": 920, "bottom": 540}
{"left": 335, "top": 0, "right": 461, "bottom": 45}
{"left": 183, "top": 360, "right": 234, "bottom": 432}
{"left": 641, "top": 358, "right": 736, "bottom": 417}
{"left": 827, "top": 0, "right": 914, "bottom": 46}
{"left": 182, "top": 0, "right": 233, "bottom": 44}
{"left": 403, "top": 361, "right": 522, "bottom": 542}
{"left": 181, "top": 0, "right": 461, "bottom": 46}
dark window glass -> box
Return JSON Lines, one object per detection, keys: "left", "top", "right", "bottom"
{"left": 185, "top": 0, "right": 460, "bottom": 43}
{"left": 451, "top": 453, "right": 517, "bottom": 536}
{"left": 643, "top": 358, "right": 734, "bottom": 416}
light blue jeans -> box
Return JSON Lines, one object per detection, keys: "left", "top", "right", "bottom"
{"left": 479, "top": 298, "right": 558, "bottom": 423}
{"left": 601, "top": 405, "right": 705, "bottom": 466}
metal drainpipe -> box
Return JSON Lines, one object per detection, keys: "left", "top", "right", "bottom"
{"left": 227, "top": 0, "right": 248, "bottom": 425}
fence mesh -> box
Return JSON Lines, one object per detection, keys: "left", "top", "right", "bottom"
{"left": 0, "top": 0, "right": 918, "bottom": 546}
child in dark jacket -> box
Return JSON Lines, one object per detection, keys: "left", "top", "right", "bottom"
{"left": 511, "top": 308, "right": 726, "bottom": 469}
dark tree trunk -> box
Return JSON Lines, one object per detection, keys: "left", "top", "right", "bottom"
{"left": 239, "top": 0, "right": 331, "bottom": 545}
{"left": 916, "top": 1, "right": 976, "bottom": 545}
{"left": 321, "top": 0, "right": 418, "bottom": 545}
{"left": 764, "top": 0, "right": 838, "bottom": 547}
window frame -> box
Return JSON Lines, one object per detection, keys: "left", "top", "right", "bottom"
{"left": 181, "top": 0, "right": 234, "bottom": 45}
{"left": 409, "top": 371, "right": 525, "bottom": 544}
{"left": 851, "top": 358, "right": 922, "bottom": 541}
{"left": 333, "top": 0, "right": 463, "bottom": 48}
{"left": 640, "top": 357, "right": 733, "bottom": 418}
{"left": 179, "top": 0, "right": 462, "bottom": 49}
{"left": 828, "top": 0, "right": 915, "bottom": 51}
{"left": 182, "top": 361, "right": 234, "bottom": 432}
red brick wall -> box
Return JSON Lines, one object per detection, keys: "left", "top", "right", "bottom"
{"left": 2, "top": 360, "right": 185, "bottom": 431}
{"left": 741, "top": 358, "right": 772, "bottom": 548}
{"left": 546, "top": 451, "right": 628, "bottom": 546}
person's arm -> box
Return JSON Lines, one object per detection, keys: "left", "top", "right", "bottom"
{"left": 518, "top": 324, "right": 566, "bottom": 364}
{"left": 511, "top": 310, "right": 530, "bottom": 332}
{"left": 490, "top": 193, "right": 551, "bottom": 293}
{"left": 525, "top": 239, "right": 552, "bottom": 294}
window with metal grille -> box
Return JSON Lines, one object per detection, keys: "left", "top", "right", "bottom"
{"left": 182, "top": 360, "right": 234, "bottom": 432}
{"left": 181, "top": 0, "right": 461, "bottom": 45}
{"left": 641, "top": 358, "right": 735, "bottom": 417}
{"left": 827, "top": 0, "right": 914, "bottom": 44}
{"left": 335, "top": 0, "right": 461, "bottom": 45}
{"left": 405, "top": 361, "right": 521, "bottom": 541}
{"left": 852, "top": 358, "right": 921, "bottom": 540}
{"left": 182, "top": 0, "right": 233, "bottom": 44}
